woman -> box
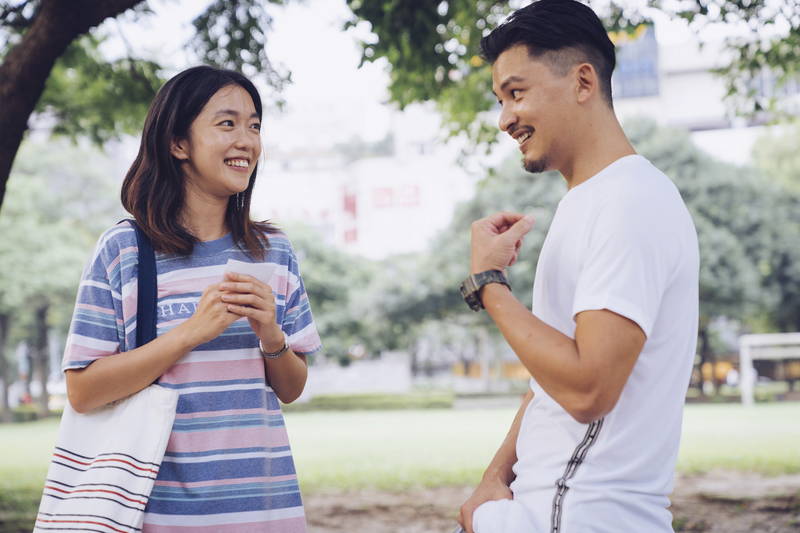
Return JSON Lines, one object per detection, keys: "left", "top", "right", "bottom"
{"left": 63, "top": 66, "right": 321, "bottom": 532}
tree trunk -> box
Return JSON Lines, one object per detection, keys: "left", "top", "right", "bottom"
{"left": 698, "top": 326, "right": 716, "bottom": 397}
{"left": 31, "top": 302, "right": 50, "bottom": 417}
{"left": 0, "top": 313, "right": 10, "bottom": 423}
{"left": 23, "top": 342, "right": 32, "bottom": 401}
{"left": 0, "top": 0, "right": 144, "bottom": 212}
{"left": 477, "top": 328, "right": 491, "bottom": 393}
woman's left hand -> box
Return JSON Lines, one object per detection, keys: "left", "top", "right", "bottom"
{"left": 220, "top": 272, "right": 285, "bottom": 351}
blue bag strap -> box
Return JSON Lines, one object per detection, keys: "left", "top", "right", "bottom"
{"left": 127, "top": 219, "right": 158, "bottom": 348}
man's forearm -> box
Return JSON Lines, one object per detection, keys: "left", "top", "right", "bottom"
{"left": 484, "top": 389, "right": 533, "bottom": 485}
{"left": 481, "top": 284, "right": 602, "bottom": 421}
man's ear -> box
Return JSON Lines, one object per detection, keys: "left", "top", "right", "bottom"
{"left": 575, "top": 62, "right": 598, "bottom": 104}
{"left": 170, "top": 137, "right": 190, "bottom": 161}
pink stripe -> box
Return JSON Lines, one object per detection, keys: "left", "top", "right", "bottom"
{"left": 143, "top": 517, "right": 306, "bottom": 533}
{"left": 161, "top": 359, "right": 264, "bottom": 383}
{"left": 77, "top": 303, "right": 116, "bottom": 315}
{"left": 106, "top": 255, "right": 121, "bottom": 276}
{"left": 158, "top": 276, "right": 222, "bottom": 298}
{"left": 105, "top": 247, "right": 137, "bottom": 278}
{"left": 154, "top": 474, "right": 297, "bottom": 488}
{"left": 65, "top": 345, "right": 116, "bottom": 359}
{"left": 122, "top": 291, "right": 136, "bottom": 320}
{"left": 166, "top": 427, "right": 289, "bottom": 452}
{"left": 290, "top": 332, "right": 320, "bottom": 353}
{"left": 158, "top": 318, "right": 189, "bottom": 329}
{"left": 174, "top": 408, "right": 278, "bottom": 420}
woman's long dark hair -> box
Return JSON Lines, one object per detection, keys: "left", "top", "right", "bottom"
{"left": 121, "top": 65, "right": 276, "bottom": 258}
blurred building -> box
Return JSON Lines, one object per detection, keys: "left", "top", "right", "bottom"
{"left": 611, "top": 24, "right": 800, "bottom": 165}
{"left": 252, "top": 115, "right": 475, "bottom": 259}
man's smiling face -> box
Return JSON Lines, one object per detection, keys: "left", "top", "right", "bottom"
{"left": 492, "top": 44, "right": 577, "bottom": 174}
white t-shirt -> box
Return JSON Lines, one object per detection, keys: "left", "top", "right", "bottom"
{"left": 510, "top": 155, "right": 699, "bottom": 532}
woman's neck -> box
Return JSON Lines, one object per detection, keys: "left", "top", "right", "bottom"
{"left": 181, "top": 185, "right": 230, "bottom": 242}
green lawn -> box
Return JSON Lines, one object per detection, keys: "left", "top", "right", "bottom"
{"left": 1, "top": 402, "right": 798, "bottom": 529}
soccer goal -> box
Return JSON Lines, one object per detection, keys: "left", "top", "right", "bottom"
{"left": 738, "top": 332, "right": 800, "bottom": 406}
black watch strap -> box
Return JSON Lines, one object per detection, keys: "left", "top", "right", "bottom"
{"left": 459, "top": 270, "right": 510, "bottom": 311}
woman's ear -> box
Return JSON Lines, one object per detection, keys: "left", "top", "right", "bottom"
{"left": 170, "top": 137, "right": 190, "bottom": 161}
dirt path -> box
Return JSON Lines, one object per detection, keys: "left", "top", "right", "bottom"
{"left": 305, "top": 472, "right": 800, "bottom": 533}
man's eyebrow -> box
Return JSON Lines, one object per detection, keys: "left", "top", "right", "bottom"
{"left": 213, "top": 109, "right": 260, "bottom": 119}
{"left": 499, "top": 75, "right": 526, "bottom": 93}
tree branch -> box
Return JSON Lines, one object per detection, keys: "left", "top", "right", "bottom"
{"left": 0, "top": 0, "right": 145, "bottom": 211}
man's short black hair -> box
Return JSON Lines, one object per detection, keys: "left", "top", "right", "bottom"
{"left": 480, "top": 0, "right": 616, "bottom": 106}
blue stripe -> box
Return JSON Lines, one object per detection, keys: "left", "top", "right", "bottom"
{"left": 160, "top": 378, "right": 264, "bottom": 390}
{"left": 175, "top": 389, "right": 279, "bottom": 413}
{"left": 156, "top": 456, "right": 297, "bottom": 483}
{"left": 146, "top": 492, "right": 303, "bottom": 514}
{"left": 152, "top": 480, "right": 298, "bottom": 497}
{"left": 151, "top": 482, "right": 299, "bottom": 499}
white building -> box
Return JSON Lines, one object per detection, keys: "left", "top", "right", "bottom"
{"left": 252, "top": 112, "right": 475, "bottom": 259}
{"left": 611, "top": 24, "right": 799, "bottom": 165}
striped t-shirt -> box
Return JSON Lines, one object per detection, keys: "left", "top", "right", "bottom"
{"left": 62, "top": 221, "right": 321, "bottom": 532}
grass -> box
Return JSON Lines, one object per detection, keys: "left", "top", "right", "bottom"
{"left": 1, "top": 402, "right": 798, "bottom": 530}
{"left": 678, "top": 403, "right": 800, "bottom": 475}
{"left": 287, "top": 408, "right": 514, "bottom": 492}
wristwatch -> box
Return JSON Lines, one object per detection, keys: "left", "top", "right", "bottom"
{"left": 259, "top": 337, "right": 289, "bottom": 359}
{"left": 460, "top": 270, "right": 511, "bottom": 311}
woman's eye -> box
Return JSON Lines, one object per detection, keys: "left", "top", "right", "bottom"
{"left": 251, "top": 122, "right": 261, "bottom": 131}
{"left": 511, "top": 89, "right": 522, "bottom": 99}
{"left": 219, "top": 119, "right": 234, "bottom": 127}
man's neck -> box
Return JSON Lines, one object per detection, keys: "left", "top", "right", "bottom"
{"left": 560, "top": 116, "right": 636, "bottom": 190}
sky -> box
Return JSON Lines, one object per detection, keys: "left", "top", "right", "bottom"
{"left": 110, "top": 0, "right": 430, "bottom": 151}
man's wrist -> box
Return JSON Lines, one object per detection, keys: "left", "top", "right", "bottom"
{"left": 482, "top": 464, "right": 514, "bottom": 486}
{"left": 480, "top": 282, "right": 512, "bottom": 308}
{"left": 460, "top": 270, "right": 511, "bottom": 311}
{"left": 471, "top": 262, "right": 503, "bottom": 275}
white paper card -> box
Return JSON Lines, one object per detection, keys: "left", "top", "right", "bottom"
{"left": 224, "top": 259, "right": 276, "bottom": 289}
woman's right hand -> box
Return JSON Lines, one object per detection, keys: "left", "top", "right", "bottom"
{"left": 180, "top": 283, "right": 240, "bottom": 348}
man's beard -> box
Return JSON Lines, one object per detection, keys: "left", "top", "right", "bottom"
{"left": 523, "top": 155, "right": 548, "bottom": 174}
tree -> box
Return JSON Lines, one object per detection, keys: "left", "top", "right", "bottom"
{"left": 753, "top": 121, "right": 800, "bottom": 194}
{"left": 0, "top": 0, "right": 290, "bottom": 212}
{"left": 346, "top": 0, "right": 799, "bottom": 142}
{"left": 0, "top": 139, "right": 123, "bottom": 419}
{"left": 373, "top": 118, "right": 800, "bottom": 393}
{"left": 284, "top": 223, "right": 381, "bottom": 365}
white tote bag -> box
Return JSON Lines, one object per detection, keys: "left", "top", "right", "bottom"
{"left": 35, "top": 220, "right": 177, "bottom": 532}
{"left": 33, "top": 385, "right": 178, "bottom": 532}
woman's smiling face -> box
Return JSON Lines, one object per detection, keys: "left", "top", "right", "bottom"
{"left": 171, "top": 84, "right": 262, "bottom": 200}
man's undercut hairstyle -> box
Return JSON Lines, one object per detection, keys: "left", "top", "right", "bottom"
{"left": 481, "top": 0, "right": 616, "bottom": 106}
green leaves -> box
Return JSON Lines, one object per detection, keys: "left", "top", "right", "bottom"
{"left": 191, "top": 0, "right": 291, "bottom": 108}
{"left": 348, "top": 0, "right": 799, "bottom": 143}
{"left": 36, "top": 35, "right": 162, "bottom": 144}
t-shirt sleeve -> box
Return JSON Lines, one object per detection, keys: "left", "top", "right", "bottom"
{"left": 281, "top": 251, "right": 322, "bottom": 357}
{"left": 62, "top": 229, "right": 130, "bottom": 371}
{"left": 571, "top": 199, "right": 677, "bottom": 338}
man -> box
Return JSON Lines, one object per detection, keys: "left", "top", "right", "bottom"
{"left": 456, "top": 1, "right": 699, "bottom": 532}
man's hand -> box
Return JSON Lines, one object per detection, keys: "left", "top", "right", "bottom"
{"left": 471, "top": 212, "right": 534, "bottom": 274}
{"left": 458, "top": 475, "right": 513, "bottom": 533}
